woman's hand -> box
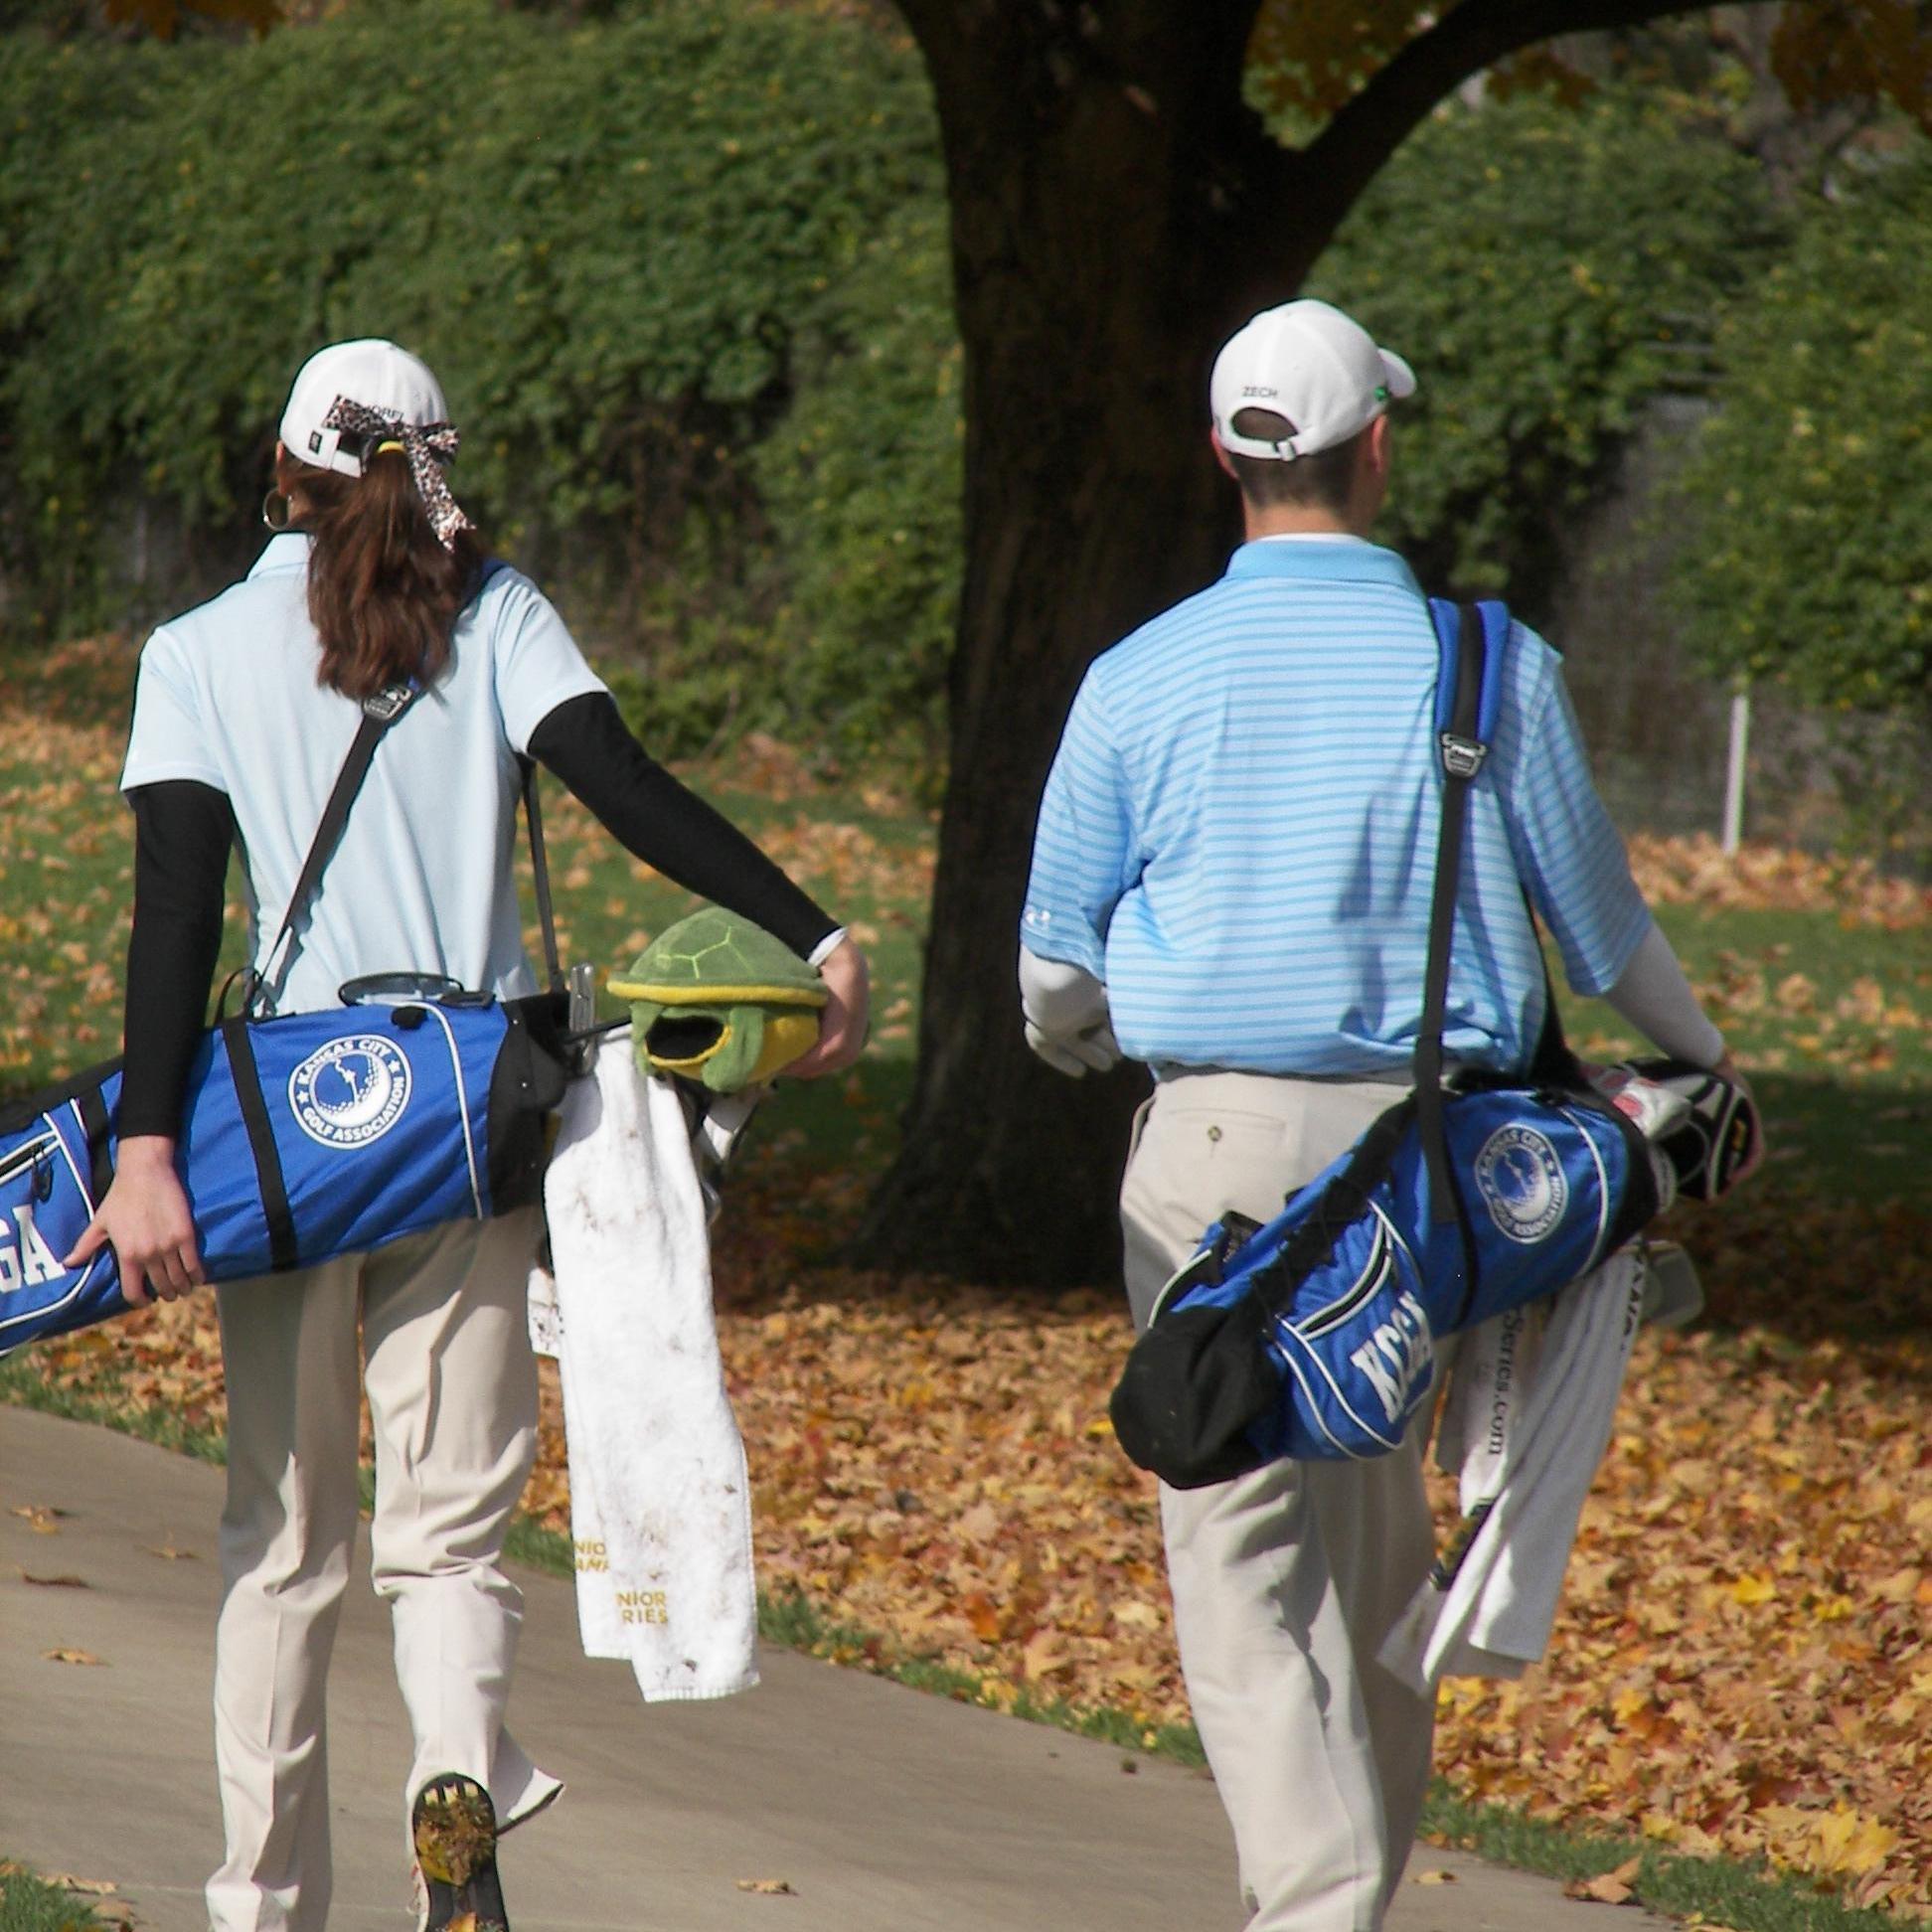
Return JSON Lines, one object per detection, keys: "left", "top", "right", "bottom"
{"left": 785, "top": 937, "right": 872, "bottom": 1080}
{"left": 63, "top": 1136, "right": 204, "bottom": 1308}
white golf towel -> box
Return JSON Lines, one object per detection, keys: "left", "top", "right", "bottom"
{"left": 1377, "top": 1247, "right": 1647, "bottom": 1693}
{"left": 540, "top": 1033, "right": 759, "bottom": 1701}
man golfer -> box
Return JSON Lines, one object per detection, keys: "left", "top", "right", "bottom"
{"left": 1018, "top": 298, "right": 1746, "bottom": 1930}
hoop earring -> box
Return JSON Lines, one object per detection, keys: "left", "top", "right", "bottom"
{"left": 261, "top": 488, "right": 293, "bottom": 533}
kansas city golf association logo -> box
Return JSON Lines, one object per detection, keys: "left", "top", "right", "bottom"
{"left": 1474, "top": 1122, "right": 1568, "bottom": 1243}
{"left": 289, "top": 1036, "right": 412, "bottom": 1150}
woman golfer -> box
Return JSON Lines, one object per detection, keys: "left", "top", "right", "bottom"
{"left": 70, "top": 339, "right": 870, "bottom": 1930}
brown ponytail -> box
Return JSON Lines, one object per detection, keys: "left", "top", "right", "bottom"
{"left": 273, "top": 447, "right": 485, "bottom": 701}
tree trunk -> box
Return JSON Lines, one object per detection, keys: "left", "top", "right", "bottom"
{"left": 855, "top": 3, "right": 1322, "bottom": 1285}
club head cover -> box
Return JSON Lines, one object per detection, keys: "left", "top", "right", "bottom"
{"left": 607, "top": 908, "right": 828, "bottom": 1095}
{"left": 1621, "top": 1057, "right": 1760, "bottom": 1202}
{"left": 1588, "top": 1065, "right": 1693, "bottom": 1141}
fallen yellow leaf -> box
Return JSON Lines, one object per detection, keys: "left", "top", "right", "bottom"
{"left": 1562, "top": 1854, "right": 1643, "bottom": 1905}
{"left": 1813, "top": 1807, "right": 1901, "bottom": 1877}
{"left": 1609, "top": 1686, "right": 1649, "bottom": 1724}
{"left": 1020, "top": 1629, "right": 1072, "bottom": 1682}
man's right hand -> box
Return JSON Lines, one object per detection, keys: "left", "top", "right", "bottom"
{"left": 1018, "top": 950, "right": 1120, "bottom": 1078}
{"left": 62, "top": 1135, "right": 204, "bottom": 1307}
{"left": 1023, "top": 1011, "right": 1122, "bottom": 1078}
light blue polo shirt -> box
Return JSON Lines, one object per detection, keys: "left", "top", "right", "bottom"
{"left": 121, "top": 534, "right": 606, "bottom": 1016}
{"left": 1021, "top": 539, "right": 1651, "bottom": 1076}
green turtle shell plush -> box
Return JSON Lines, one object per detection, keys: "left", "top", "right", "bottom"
{"left": 606, "top": 909, "right": 828, "bottom": 1093}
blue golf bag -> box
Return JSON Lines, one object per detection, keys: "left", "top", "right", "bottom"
{"left": 1109, "top": 599, "right": 1667, "bottom": 1487}
{"left": 1109, "top": 1076, "right": 1657, "bottom": 1482}
{"left": 0, "top": 994, "right": 568, "bottom": 1357}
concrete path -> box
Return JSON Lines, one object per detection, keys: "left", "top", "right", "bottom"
{"left": 2, "top": 1405, "right": 1673, "bottom": 1931}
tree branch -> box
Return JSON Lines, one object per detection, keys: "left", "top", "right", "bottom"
{"left": 891, "top": 0, "right": 1268, "bottom": 116}
{"left": 1299, "top": 0, "right": 1780, "bottom": 234}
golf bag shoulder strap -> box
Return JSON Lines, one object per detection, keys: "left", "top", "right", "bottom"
{"left": 1412, "top": 598, "right": 1507, "bottom": 1232}
{"left": 1422, "top": 598, "right": 1579, "bottom": 1088}
{"left": 1426, "top": 598, "right": 1509, "bottom": 748}
{"left": 520, "top": 756, "right": 563, "bottom": 996}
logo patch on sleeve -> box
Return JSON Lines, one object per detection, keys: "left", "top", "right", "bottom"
{"left": 289, "top": 1037, "right": 412, "bottom": 1149}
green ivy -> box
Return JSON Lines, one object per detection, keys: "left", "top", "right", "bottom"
{"left": 0, "top": 21, "right": 1809, "bottom": 757}
{"left": 1666, "top": 153, "right": 1932, "bottom": 718}
{"left": 1309, "top": 84, "right": 1786, "bottom": 615}
{"left": 0, "top": 0, "right": 940, "bottom": 667}
{"left": 753, "top": 194, "right": 963, "bottom": 768}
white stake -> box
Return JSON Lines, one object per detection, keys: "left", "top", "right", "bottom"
{"left": 1721, "top": 687, "right": 1750, "bottom": 856}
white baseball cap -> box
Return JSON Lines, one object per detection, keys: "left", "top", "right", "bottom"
{"left": 278, "top": 338, "right": 449, "bottom": 477}
{"left": 1209, "top": 299, "right": 1415, "bottom": 462}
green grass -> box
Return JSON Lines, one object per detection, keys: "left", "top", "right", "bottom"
{"left": 0, "top": 1350, "right": 229, "bottom": 1465}
{"left": 1565, "top": 902, "right": 1930, "bottom": 1210}
{"left": 1421, "top": 1784, "right": 1907, "bottom": 1932}
{"left": 533, "top": 759, "right": 929, "bottom": 1183}
{"left": 0, "top": 1860, "right": 111, "bottom": 1932}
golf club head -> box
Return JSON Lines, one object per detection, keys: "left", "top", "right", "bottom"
{"left": 1638, "top": 1238, "right": 1704, "bottom": 1329}
{"left": 1622, "top": 1057, "right": 1759, "bottom": 1202}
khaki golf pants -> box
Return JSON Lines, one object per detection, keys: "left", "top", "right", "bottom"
{"left": 1120, "top": 1071, "right": 1437, "bottom": 1932}
{"left": 206, "top": 1209, "right": 559, "bottom": 1932}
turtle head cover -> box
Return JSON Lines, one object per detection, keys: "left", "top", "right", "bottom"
{"left": 605, "top": 909, "right": 828, "bottom": 1094}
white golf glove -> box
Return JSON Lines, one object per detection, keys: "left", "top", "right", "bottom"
{"left": 1018, "top": 950, "right": 1120, "bottom": 1078}
{"left": 1023, "top": 1009, "right": 1122, "bottom": 1078}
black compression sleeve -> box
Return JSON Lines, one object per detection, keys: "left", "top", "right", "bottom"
{"left": 528, "top": 693, "right": 839, "bottom": 961}
{"left": 120, "top": 782, "right": 234, "bottom": 1139}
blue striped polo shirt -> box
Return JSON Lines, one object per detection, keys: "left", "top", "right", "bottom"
{"left": 1021, "top": 538, "right": 1651, "bottom": 1075}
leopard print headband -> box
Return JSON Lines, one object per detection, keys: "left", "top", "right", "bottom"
{"left": 319, "top": 397, "right": 475, "bottom": 551}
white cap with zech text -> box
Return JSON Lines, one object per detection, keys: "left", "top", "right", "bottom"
{"left": 1209, "top": 299, "right": 1415, "bottom": 462}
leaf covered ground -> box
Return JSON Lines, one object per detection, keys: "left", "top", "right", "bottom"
{"left": 5, "top": 636, "right": 1931, "bottom": 1918}
{"left": 25, "top": 1175, "right": 1932, "bottom": 1916}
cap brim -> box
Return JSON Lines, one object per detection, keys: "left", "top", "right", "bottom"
{"left": 1379, "top": 348, "right": 1416, "bottom": 401}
